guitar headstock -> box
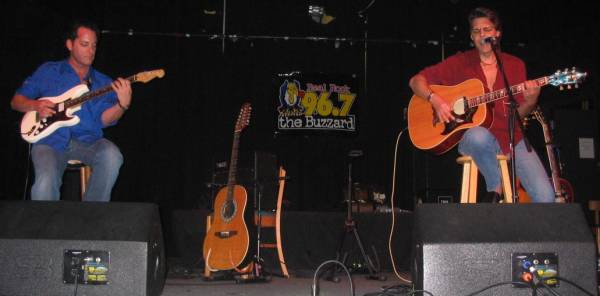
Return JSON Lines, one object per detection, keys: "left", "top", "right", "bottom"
{"left": 134, "top": 69, "right": 166, "bottom": 83}
{"left": 235, "top": 103, "right": 252, "bottom": 133}
{"left": 531, "top": 106, "right": 547, "bottom": 126}
{"left": 548, "top": 67, "right": 587, "bottom": 90}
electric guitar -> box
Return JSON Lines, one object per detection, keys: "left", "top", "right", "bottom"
{"left": 529, "top": 106, "right": 574, "bottom": 202}
{"left": 407, "top": 68, "right": 587, "bottom": 155}
{"left": 20, "top": 69, "right": 165, "bottom": 143}
{"left": 203, "top": 103, "right": 252, "bottom": 271}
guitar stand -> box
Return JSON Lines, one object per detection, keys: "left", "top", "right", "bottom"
{"left": 233, "top": 259, "right": 271, "bottom": 284}
{"left": 203, "top": 254, "right": 270, "bottom": 283}
{"left": 324, "top": 150, "right": 387, "bottom": 282}
{"left": 235, "top": 181, "right": 272, "bottom": 284}
{"left": 203, "top": 269, "right": 236, "bottom": 281}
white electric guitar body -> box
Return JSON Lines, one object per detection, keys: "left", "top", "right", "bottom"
{"left": 21, "top": 84, "right": 89, "bottom": 143}
{"left": 20, "top": 69, "right": 165, "bottom": 143}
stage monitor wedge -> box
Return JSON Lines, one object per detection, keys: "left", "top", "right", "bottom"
{"left": 0, "top": 201, "right": 165, "bottom": 296}
{"left": 412, "top": 203, "right": 597, "bottom": 296}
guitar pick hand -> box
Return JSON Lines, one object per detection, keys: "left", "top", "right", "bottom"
{"left": 430, "top": 93, "right": 455, "bottom": 123}
{"left": 35, "top": 100, "right": 56, "bottom": 119}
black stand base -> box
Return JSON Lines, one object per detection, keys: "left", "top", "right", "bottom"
{"left": 325, "top": 219, "right": 387, "bottom": 282}
{"left": 202, "top": 270, "right": 236, "bottom": 281}
{"left": 203, "top": 261, "right": 272, "bottom": 284}
{"left": 235, "top": 261, "right": 272, "bottom": 284}
{"left": 234, "top": 274, "right": 272, "bottom": 284}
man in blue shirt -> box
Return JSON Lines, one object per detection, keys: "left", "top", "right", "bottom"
{"left": 10, "top": 20, "right": 132, "bottom": 202}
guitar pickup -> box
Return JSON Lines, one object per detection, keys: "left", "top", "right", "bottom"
{"left": 215, "top": 231, "right": 238, "bottom": 238}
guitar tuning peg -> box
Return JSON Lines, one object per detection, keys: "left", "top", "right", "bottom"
{"left": 575, "top": 83, "right": 579, "bottom": 89}
{"left": 559, "top": 85, "right": 564, "bottom": 91}
{"left": 567, "top": 85, "right": 572, "bottom": 90}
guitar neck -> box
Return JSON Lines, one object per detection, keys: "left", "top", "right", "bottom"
{"left": 64, "top": 74, "right": 138, "bottom": 109}
{"left": 226, "top": 132, "right": 241, "bottom": 200}
{"left": 540, "top": 121, "right": 563, "bottom": 194}
{"left": 467, "top": 76, "right": 550, "bottom": 108}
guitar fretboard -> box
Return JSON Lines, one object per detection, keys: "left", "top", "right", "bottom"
{"left": 467, "top": 76, "right": 550, "bottom": 108}
{"left": 64, "top": 74, "right": 138, "bottom": 109}
{"left": 226, "top": 132, "right": 241, "bottom": 201}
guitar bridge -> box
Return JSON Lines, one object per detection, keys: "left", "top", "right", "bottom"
{"left": 215, "top": 230, "right": 238, "bottom": 238}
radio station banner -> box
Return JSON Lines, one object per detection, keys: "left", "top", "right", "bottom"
{"left": 276, "top": 73, "right": 357, "bottom": 132}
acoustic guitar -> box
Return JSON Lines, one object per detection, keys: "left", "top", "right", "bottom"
{"left": 203, "top": 103, "right": 252, "bottom": 271}
{"left": 20, "top": 69, "right": 165, "bottom": 143}
{"left": 407, "top": 68, "right": 586, "bottom": 155}
{"left": 518, "top": 106, "right": 574, "bottom": 203}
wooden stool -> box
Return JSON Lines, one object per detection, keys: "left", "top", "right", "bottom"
{"left": 66, "top": 160, "right": 91, "bottom": 199}
{"left": 588, "top": 200, "right": 600, "bottom": 255}
{"left": 253, "top": 167, "right": 289, "bottom": 278}
{"left": 456, "top": 155, "right": 513, "bottom": 203}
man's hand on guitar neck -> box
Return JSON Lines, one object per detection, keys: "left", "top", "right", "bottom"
{"left": 112, "top": 77, "right": 132, "bottom": 109}
{"left": 429, "top": 93, "right": 455, "bottom": 123}
{"left": 518, "top": 80, "right": 541, "bottom": 118}
{"left": 101, "top": 78, "right": 132, "bottom": 127}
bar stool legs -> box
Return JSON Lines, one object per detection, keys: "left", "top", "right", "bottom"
{"left": 66, "top": 160, "right": 91, "bottom": 200}
{"left": 457, "top": 155, "right": 513, "bottom": 203}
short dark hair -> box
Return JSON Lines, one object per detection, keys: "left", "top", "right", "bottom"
{"left": 66, "top": 20, "right": 100, "bottom": 41}
{"left": 468, "top": 7, "right": 502, "bottom": 32}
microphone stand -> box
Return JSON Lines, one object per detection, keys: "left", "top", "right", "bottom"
{"left": 489, "top": 40, "right": 532, "bottom": 203}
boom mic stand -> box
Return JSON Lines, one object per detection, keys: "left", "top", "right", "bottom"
{"left": 489, "top": 39, "right": 532, "bottom": 203}
{"left": 326, "top": 150, "right": 386, "bottom": 282}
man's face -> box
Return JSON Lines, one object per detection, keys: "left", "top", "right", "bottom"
{"left": 470, "top": 17, "right": 500, "bottom": 52}
{"left": 66, "top": 27, "right": 97, "bottom": 67}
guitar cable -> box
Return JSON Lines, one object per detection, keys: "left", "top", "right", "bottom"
{"left": 311, "top": 259, "right": 354, "bottom": 296}
{"left": 387, "top": 126, "right": 411, "bottom": 284}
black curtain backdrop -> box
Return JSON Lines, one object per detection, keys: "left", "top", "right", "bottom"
{"left": 1, "top": 1, "right": 599, "bottom": 215}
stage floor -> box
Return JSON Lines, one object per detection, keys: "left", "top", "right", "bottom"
{"left": 162, "top": 270, "right": 411, "bottom": 296}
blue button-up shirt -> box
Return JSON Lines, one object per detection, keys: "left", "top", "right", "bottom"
{"left": 16, "top": 60, "right": 118, "bottom": 151}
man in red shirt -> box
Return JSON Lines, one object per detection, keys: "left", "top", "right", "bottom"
{"left": 409, "top": 7, "right": 554, "bottom": 203}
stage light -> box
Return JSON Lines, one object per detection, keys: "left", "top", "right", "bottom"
{"left": 308, "top": 5, "right": 335, "bottom": 24}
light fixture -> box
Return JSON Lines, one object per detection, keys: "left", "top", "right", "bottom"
{"left": 308, "top": 5, "right": 335, "bottom": 24}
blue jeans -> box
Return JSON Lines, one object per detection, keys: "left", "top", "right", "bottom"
{"left": 30, "top": 138, "right": 123, "bottom": 202}
{"left": 458, "top": 127, "right": 554, "bottom": 203}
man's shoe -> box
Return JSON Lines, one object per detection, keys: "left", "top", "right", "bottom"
{"left": 481, "top": 191, "right": 502, "bottom": 203}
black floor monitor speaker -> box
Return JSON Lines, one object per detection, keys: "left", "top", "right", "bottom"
{"left": 412, "top": 203, "right": 597, "bottom": 296}
{"left": 0, "top": 201, "right": 165, "bottom": 296}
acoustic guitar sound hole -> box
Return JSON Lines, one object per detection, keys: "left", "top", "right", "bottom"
{"left": 221, "top": 200, "right": 237, "bottom": 222}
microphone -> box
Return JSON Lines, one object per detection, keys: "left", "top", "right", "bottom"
{"left": 480, "top": 36, "right": 497, "bottom": 45}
